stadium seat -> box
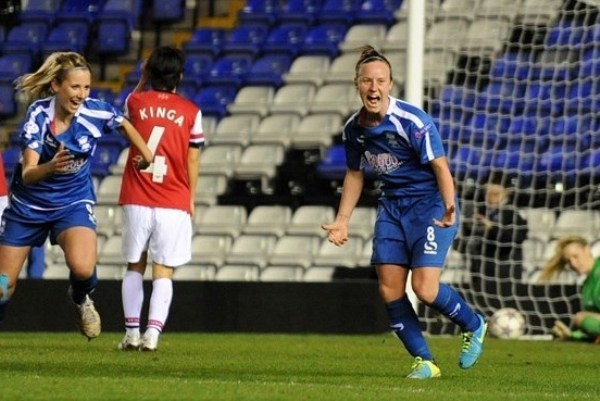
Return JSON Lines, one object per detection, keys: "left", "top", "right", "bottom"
{"left": 152, "top": 0, "right": 185, "bottom": 23}
{"left": 55, "top": 0, "right": 104, "bottom": 24}
{"left": 303, "top": 266, "right": 336, "bottom": 282}
{"left": 323, "top": 53, "right": 359, "bottom": 84}
{"left": 348, "top": 207, "right": 377, "bottom": 241}
{"left": 307, "top": 82, "right": 358, "bottom": 118}
{"left": 173, "top": 265, "right": 216, "bottom": 281}
{"left": 182, "top": 27, "right": 227, "bottom": 58}
{"left": 0, "top": 54, "right": 33, "bottom": 83}
{"left": 544, "top": 17, "right": 585, "bottom": 49}
{"left": 250, "top": 113, "right": 301, "bottom": 147}
{"left": 210, "top": 114, "right": 261, "bottom": 147}
{"left": 41, "top": 22, "right": 90, "bottom": 58}
{"left": 221, "top": 24, "right": 270, "bottom": 58}
{"left": 287, "top": 205, "right": 335, "bottom": 238}
{"left": 291, "top": 112, "right": 342, "bottom": 150}
{"left": 194, "top": 175, "right": 229, "bottom": 206}
{"left": 96, "top": 0, "right": 143, "bottom": 54}
{"left": 436, "top": 0, "right": 478, "bottom": 21}
{"left": 190, "top": 234, "right": 233, "bottom": 268}
{"left": 299, "top": 23, "right": 348, "bottom": 58}
{"left": 425, "top": 19, "right": 469, "bottom": 52}
{"left": 315, "top": 145, "right": 346, "bottom": 180}
{"left": 3, "top": 22, "right": 49, "bottom": 59}
{"left": 214, "top": 264, "right": 259, "bottom": 281}
{"left": 338, "top": 23, "right": 387, "bottom": 54}
{"left": 259, "top": 265, "right": 304, "bottom": 281}
{"left": 233, "top": 144, "right": 286, "bottom": 191}
{"left": 552, "top": 210, "right": 600, "bottom": 242}
{"left": 94, "top": 204, "right": 121, "bottom": 238}
{"left": 460, "top": 18, "right": 512, "bottom": 55}
{"left": 1, "top": 146, "right": 21, "bottom": 176}
{"left": 97, "top": 234, "right": 124, "bottom": 265}
{"left": 227, "top": 85, "right": 274, "bottom": 117}
{"left": 317, "top": 0, "right": 361, "bottom": 25}
{"left": 243, "top": 205, "right": 293, "bottom": 238}
{"left": 261, "top": 25, "right": 307, "bottom": 58}
{"left": 313, "top": 236, "right": 363, "bottom": 268}
{"left": 381, "top": 20, "right": 409, "bottom": 52}
{"left": 269, "top": 83, "right": 317, "bottom": 116}
{"left": 96, "top": 174, "right": 122, "bottom": 205}
{"left": 193, "top": 84, "right": 238, "bottom": 119}
{"left": 282, "top": 55, "right": 331, "bottom": 87}
{"left": 354, "top": 0, "right": 401, "bottom": 26}
{"left": 244, "top": 54, "right": 293, "bottom": 88}
{"left": 277, "top": 0, "right": 323, "bottom": 26}
{"left": 195, "top": 205, "right": 248, "bottom": 238}
{"left": 19, "top": 0, "right": 60, "bottom": 26}
{"left": 237, "top": 0, "right": 280, "bottom": 27}
{"left": 268, "top": 235, "right": 321, "bottom": 268}
{"left": 182, "top": 54, "right": 214, "bottom": 87}
{"left": 199, "top": 144, "right": 243, "bottom": 180}
{"left": 224, "top": 234, "right": 277, "bottom": 268}
{"left": 207, "top": 54, "right": 254, "bottom": 89}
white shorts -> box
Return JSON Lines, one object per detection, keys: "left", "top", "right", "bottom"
{"left": 121, "top": 205, "right": 192, "bottom": 267}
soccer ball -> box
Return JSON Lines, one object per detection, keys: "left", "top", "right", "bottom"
{"left": 489, "top": 308, "right": 526, "bottom": 339}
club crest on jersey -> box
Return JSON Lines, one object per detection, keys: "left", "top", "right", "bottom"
{"left": 23, "top": 121, "right": 39, "bottom": 136}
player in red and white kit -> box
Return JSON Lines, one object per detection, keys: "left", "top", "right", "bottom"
{"left": 118, "top": 46, "right": 205, "bottom": 351}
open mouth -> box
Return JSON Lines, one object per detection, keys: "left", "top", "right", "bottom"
{"left": 366, "top": 95, "right": 380, "bottom": 105}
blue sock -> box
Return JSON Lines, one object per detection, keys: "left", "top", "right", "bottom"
{"left": 386, "top": 296, "right": 434, "bottom": 360}
{"left": 430, "top": 283, "right": 480, "bottom": 332}
{"left": 69, "top": 269, "right": 98, "bottom": 305}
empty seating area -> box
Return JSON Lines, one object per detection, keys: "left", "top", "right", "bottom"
{"left": 2, "top": 1, "right": 599, "bottom": 284}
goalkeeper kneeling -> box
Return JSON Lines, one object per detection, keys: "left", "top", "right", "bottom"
{"left": 538, "top": 235, "right": 600, "bottom": 344}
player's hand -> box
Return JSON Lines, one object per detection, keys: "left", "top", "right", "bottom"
{"left": 52, "top": 143, "right": 74, "bottom": 174}
{"left": 132, "top": 154, "right": 152, "bottom": 170}
{"left": 321, "top": 221, "right": 349, "bottom": 246}
{"left": 433, "top": 204, "right": 456, "bottom": 227}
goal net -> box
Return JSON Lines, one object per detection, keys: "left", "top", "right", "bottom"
{"left": 411, "top": 0, "right": 599, "bottom": 336}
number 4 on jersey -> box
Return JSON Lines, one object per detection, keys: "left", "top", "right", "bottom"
{"left": 142, "top": 126, "right": 168, "bottom": 183}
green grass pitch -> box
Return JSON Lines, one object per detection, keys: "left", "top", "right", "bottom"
{"left": 0, "top": 332, "right": 597, "bottom": 401}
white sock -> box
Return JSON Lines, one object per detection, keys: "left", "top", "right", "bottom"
{"left": 146, "top": 278, "right": 173, "bottom": 335}
{"left": 122, "top": 270, "right": 144, "bottom": 330}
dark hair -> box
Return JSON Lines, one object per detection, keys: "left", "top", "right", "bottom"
{"left": 146, "top": 46, "right": 185, "bottom": 92}
{"left": 354, "top": 45, "right": 393, "bottom": 82}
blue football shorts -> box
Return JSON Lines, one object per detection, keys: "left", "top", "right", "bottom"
{"left": 0, "top": 199, "right": 97, "bottom": 247}
{"left": 371, "top": 192, "right": 459, "bottom": 268}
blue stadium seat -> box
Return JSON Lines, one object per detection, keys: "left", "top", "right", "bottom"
{"left": 193, "top": 85, "right": 238, "bottom": 119}
{"left": 316, "top": 145, "right": 346, "bottom": 180}
{"left": 41, "top": 22, "right": 90, "bottom": 58}
{"left": 91, "top": 141, "right": 122, "bottom": 179}
{"left": 237, "top": 0, "right": 280, "bottom": 27}
{"left": 299, "top": 23, "right": 348, "bottom": 58}
{"left": 0, "top": 84, "right": 16, "bottom": 118}
{"left": 182, "top": 27, "right": 227, "bottom": 58}
{"left": 19, "top": 0, "right": 60, "bottom": 26}
{"left": 182, "top": 54, "right": 214, "bottom": 87}
{"left": 522, "top": 81, "right": 566, "bottom": 116}
{"left": 96, "top": 0, "right": 143, "bottom": 54}
{"left": 55, "top": 0, "right": 105, "bottom": 24}
{"left": 2, "top": 22, "right": 49, "bottom": 59}
{"left": 475, "top": 79, "right": 526, "bottom": 115}
{"left": 578, "top": 49, "right": 600, "bottom": 76}
{"left": 221, "top": 24, "right": 270, "bottom": 58}
{"left": 544, "top": 18, "right": 585, "bottom": 49}
{"left": 447, "top": 145, "right": 488, "bottom": 181}
{"left": 244, "top": 54, "right": 293, "bottom": 88}
{"left": 262, "top": 25, "right": 307, "bottom": 58}
{"left": 278, "top": 0, "right": 323, "bottom": 27}
{"left": 0, "top": 54, "right": 33, "bottom": 83}
{"left": 152, "top": 0, "right": 185, "bottom": 23}
{"left": 354, "top": 0, "right": 402, "bottom": 26}
{"left": 207, "top": 55, "right": 254, "bottom": 89}
{"left": 317, "top": 0, "right": 361, "bottom": 25}
{"left": 90, "top": 88, "right": 116, "bottom": 106}
{"left": 566, "top": 77, "right": 599, "bottom": 113}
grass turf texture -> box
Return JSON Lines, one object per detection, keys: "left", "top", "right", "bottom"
{"left": 0, "top": 333, "right": 597, "bottom": 401}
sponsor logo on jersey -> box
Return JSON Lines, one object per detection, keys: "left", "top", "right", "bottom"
{"left": 364, "top": 151, "right": 404, "bottom": 174}
{"left": 414, "top": 122, "right": 434, "bottom": 139}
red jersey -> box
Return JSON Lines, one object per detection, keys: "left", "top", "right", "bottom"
{"left": 0, "top": 152, "right": 7, "bottom": 196}
{"left": 119, "top": 91, "right": 204, "bottom": 212}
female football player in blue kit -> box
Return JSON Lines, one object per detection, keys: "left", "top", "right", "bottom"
{"left": 322, "top": 46, "right": 487, "bottom": 379}
{"left": 0, "top": 52, "right": 153, "bottom": 339}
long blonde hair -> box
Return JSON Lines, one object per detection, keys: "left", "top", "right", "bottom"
{"left": 538, "top": 235, "right": 589, "bottom": 282}
{"left": 15, "top": 52, "right": 91, "bottom": 102}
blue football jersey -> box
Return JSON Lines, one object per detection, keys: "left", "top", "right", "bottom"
{"left": 343, "top": 96, "right": 446, "bottom": 197}
{"left": 10, "top": 96, "right": 123, "bottom": 209}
